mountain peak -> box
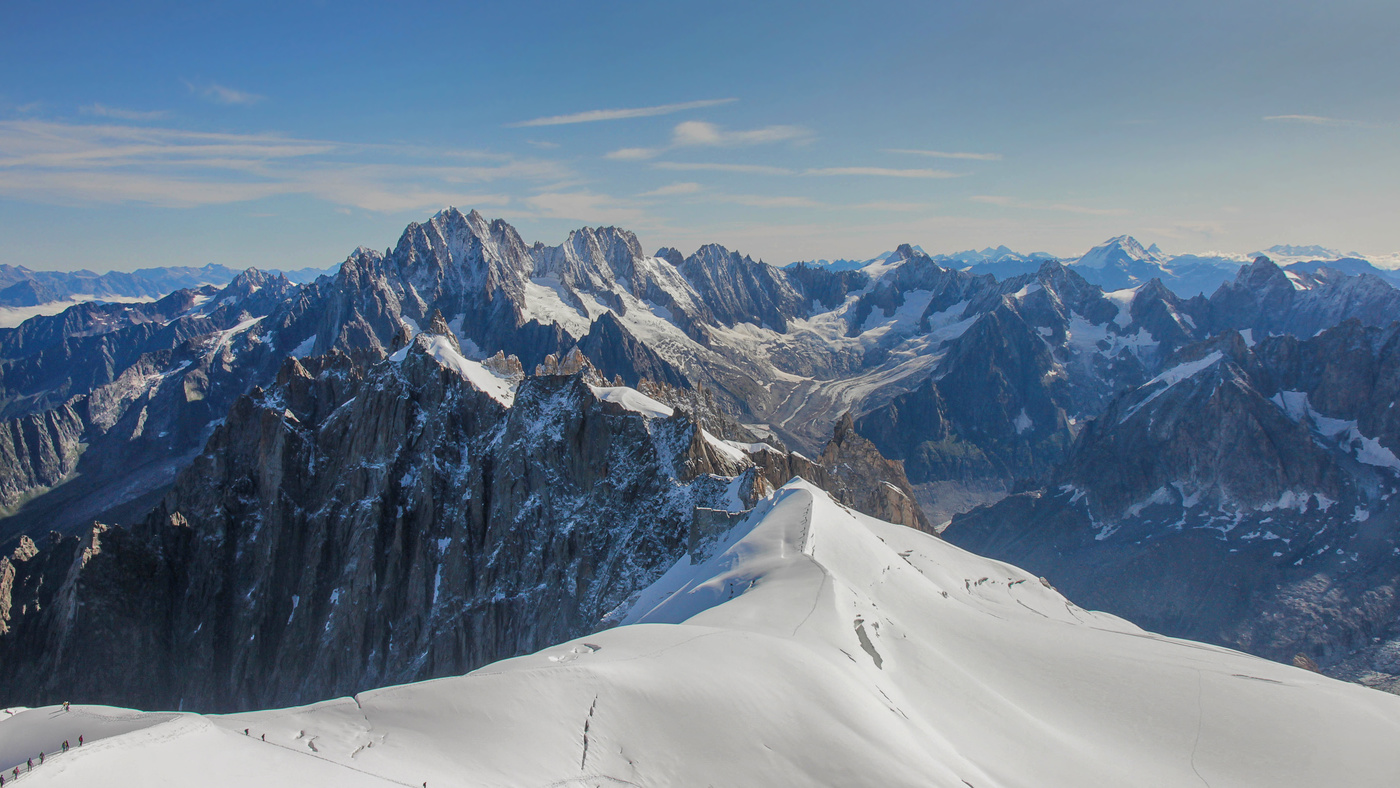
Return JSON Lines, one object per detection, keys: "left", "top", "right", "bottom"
{"left": 892, "top": 243, "right": 922, "bottom": 261}
{"left": 655, "top": 247, "right": 685, "bottom": 267}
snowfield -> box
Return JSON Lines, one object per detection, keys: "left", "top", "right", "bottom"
{"left": 5, "top": 479, "right": 1399, "bottom": 787}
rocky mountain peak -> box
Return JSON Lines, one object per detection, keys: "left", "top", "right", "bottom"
{"left": 535, "top": 346, "right": 607, "bottom": 384}
{"left": 533, "top": 225, "right": 644, "bottom": 293}
{"left": 424, "top": 308, "right": 462, "bottom": 354}
{"left": 654, "top": 247, "right": 685, "bottom": 267}
{"left": 891, "top": 243, "right": 923, "bottom": 262}
{"left": 1233, "top": 255, "right": 1291, "bottom": 289}
{"left": 687, "top": 243, "right": 747, "bottom": 271}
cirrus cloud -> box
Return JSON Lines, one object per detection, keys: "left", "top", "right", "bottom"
{"left": 183, "top": 80, "right": 265, "bottom": 106}
{"left": 1262, "top": 114, "right": 1356, "bottom": 126}
{"left": 0, "top": 119, "right": 568, "bottom": 213}
{"left": 606, "top": 121, "right": 813, "bottom": 160}
{"left": 884, "top": 148, "right": 1002, "bottom": 161}
{"left": 510, "top": 98, "right": 736, "bottom": 127}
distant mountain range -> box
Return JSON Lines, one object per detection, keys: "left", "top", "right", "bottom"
{"left": 790, "top": 237, "right": 1400, "bottom": 297}
{"left": 0, "top": 262, "right": 338, "bottom": 316}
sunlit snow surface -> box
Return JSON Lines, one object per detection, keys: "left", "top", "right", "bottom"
{"left": 6, "top": 480, "right": 1399, "bottom": 787}
{"left": 390, "top": 334, "right": 516, "bottom": 406}
{"left": 587, "top": 385, "right": 674, "bottom": 419}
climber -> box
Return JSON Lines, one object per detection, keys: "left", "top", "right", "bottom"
{"left": 63, "top": 700, "right": 70, "bottom": 712}
{"left": 63, "top": 740, "right": 69, "bottom": 752}
{"left": 78, "top": 735, "right": 84, "bottom": 746}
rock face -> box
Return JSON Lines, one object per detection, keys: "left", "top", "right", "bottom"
{"left": 0, "top": 336, "right": 928, "bottom": 712}
{"left": 0, "top": 273, "right": 308, "bottom": 539}
{"left": 859, "top": 301, "right": 1074, "bottom": 488}
{"left": 944, "top": 320, "right": 1400, "bottom": 692}
{"left": 678, "top": 244, "right": 808, "bottom": 333}
{"left": 574, "top": 311, "right": 687, "bottom": 390}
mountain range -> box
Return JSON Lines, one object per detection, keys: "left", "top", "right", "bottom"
{"left": 0, "top": 262, "right": 338, "bottom": 328}
{"left": 792, "top": 236, "right": 1400, "bottom": 297}
{"left": 2, "top": 207, "right": 1400, "bottom": 721}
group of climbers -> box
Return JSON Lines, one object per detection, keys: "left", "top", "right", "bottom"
{"left": 3, "top": 703, "right": 83, "bottom": 784}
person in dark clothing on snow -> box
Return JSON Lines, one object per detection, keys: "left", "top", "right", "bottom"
{"left": 78, "top": 735, "right": 83, "bottom": 746}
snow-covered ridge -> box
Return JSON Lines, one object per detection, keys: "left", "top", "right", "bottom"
{"left": 390, "top": 334, "right": 517, "bottom": 406}
{"left": 588, "top": 385, "right": 674, "bottom": 419}
{"left": 8, "top": 480, "right": 1397, "bottom": 787}
{"left": 1120, "top": 351, "right": 1224, "bottom": 422}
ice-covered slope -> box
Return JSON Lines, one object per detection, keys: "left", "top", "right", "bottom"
{"left": 7, "top": 480, "right": 1398, "bottom": 787}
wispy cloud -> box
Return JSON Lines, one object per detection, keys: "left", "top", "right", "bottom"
{"left": 650, "top": 161, "right": 966, "bottom": 179}
{"left": 639, "top": 182, "right": 703, "bottom": 197}
{"left": 607, "top": 147, "right": 664, "bottom": 161}
{"left": 0, "top": 119, "right": 568, "bottom": 213}
{"left": 183, "top": 80, "right": 265, "bottom": 106}
{"left": 806, "top": 167, "right": 962, "bottom": 179}
{"left": 525, "top": 139, "right": 560, "bottom": 149}
{"left": 652, "top": 161, "right": 794, "bottom": 175}
{"left": 971, "top": 194, "right": 1128, "bottom": 216}
{"left": 607, "top": 121, "right": 812, "bottom": 160}
{"left": 885, "top": 148, "right": 1002, "bottom": 161}
{"left": 81, "top": 104, "right": 170, "bottom": 121}
{"left": 671, "top": 121, "right": 810, "bottom": 147}
{"left": 510, "top": 98, "right": 736, "bottom": 127}
{"left": 1262, "top": 114, "right": 1356, "bottom": 126}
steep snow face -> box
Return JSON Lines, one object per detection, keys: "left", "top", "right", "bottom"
{"left": 11, "top": 480, "right": 1398, "bottom": 787}
{"left": 588, "top": 385, "right": 674, "bottom": 419}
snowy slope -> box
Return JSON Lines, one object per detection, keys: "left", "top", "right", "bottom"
{"left": 7, "top": 479, "right": 1399, "bottom": 787}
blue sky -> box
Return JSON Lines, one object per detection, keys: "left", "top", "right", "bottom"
{"left": 2, "top": 0, "right": 1398, "bottom": 271}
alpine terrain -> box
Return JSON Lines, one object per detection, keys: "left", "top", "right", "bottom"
{"left": 2, "top": 481, "right": 1398, "bottom": 787}
{"left": 1, "top": 208, "right": 1399, "bottom": 786}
